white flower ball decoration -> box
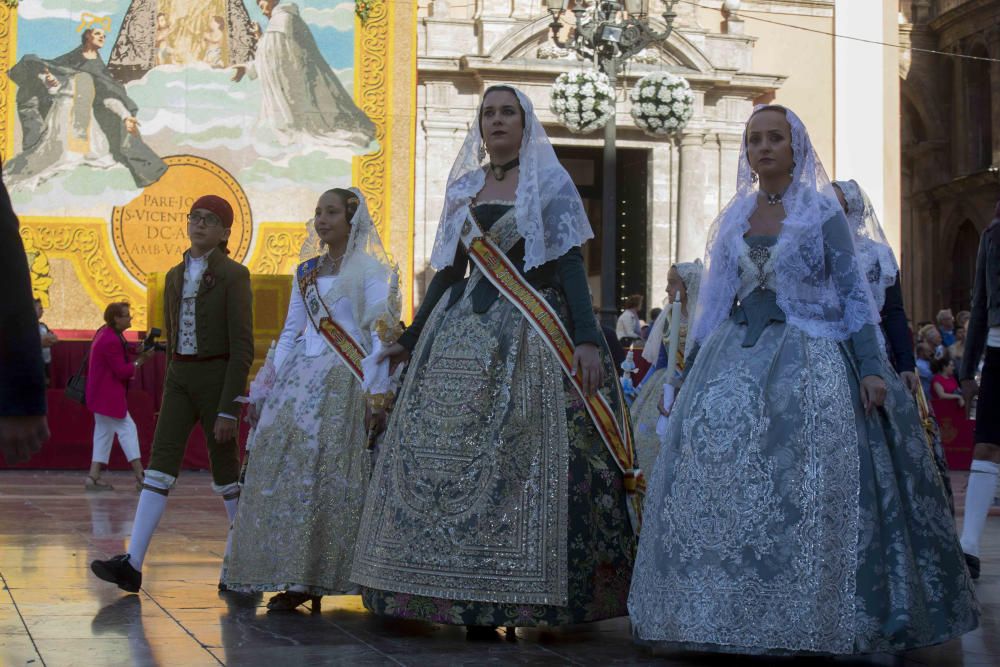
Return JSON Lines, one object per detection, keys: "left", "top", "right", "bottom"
{"left": 629, "top": 72, "right": 694, "bottom": 137}
{"left": 550, "top": 70, "right": 615, "bottom": 134}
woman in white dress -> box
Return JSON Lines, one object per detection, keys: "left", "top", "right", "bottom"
{"left": 224, "top": 187, "right": 400, "bottom": 611}
{"left": 629, "top": 260, "right": 701, "bottom": 474}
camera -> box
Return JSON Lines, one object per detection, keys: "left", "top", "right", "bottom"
{"left": 142, "top": 327, "right": 167, "bottom": 352}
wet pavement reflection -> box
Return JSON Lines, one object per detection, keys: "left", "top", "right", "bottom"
{"left": 2, "top": 470, "right": 998, "bottom": 666}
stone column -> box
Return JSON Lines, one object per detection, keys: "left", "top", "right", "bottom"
{"left": 717, "top": 132, "right": 743, "bottom": 212}
{"left": 677, "top": 130, "right": 707, "bottom": 262}
{"left": 951, "top": 44, "right": 967, "bottom": 175}
{"left": 414, "top": 82, "right": 470, "bottom": 303}
{"left": 987, "top": 27, "right": 1000, "bottom": 166}
{"left": 648, "top": 143, "right": 676, "bottom": 303}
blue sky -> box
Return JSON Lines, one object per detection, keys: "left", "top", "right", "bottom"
{"left": 15, "top": 0, "right": 355, "bottom": 70}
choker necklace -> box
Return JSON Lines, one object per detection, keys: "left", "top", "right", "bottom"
{"left": 490, "top": 157, "right": 519, "bottom": 181}
{"left": 761, "top": 189, "right": 783, "bottom": 206}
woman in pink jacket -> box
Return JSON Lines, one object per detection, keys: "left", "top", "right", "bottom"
{"left": 85, "top": 302, "right": 152, "bottom": 491}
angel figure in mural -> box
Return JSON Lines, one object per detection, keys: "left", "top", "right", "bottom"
{"left": 155, "top": 13, "right": 175, "bottom": 65}
{"left": 6, "top": 26, "right": 167, "bottom": 189}
{"left": 231, "top": 0, "right": 377, "bottom": 149}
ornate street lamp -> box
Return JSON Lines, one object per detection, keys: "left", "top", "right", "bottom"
{"left": 545, "top": 1, "right": 679, "bottom": 326}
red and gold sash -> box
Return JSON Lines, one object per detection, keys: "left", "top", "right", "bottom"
{"left": 296, "top": 258, "right": 367, "bottom": 384}
{"left": 459, "top": 214, "right": 645, "bottom": 531}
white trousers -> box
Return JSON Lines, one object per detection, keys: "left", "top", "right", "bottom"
{"left": 91, "top": 412, "right": 141, "bottom": 464}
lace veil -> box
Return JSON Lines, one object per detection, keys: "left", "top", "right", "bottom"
{"left": 832, "top": 179, "right": 898, "bottom": 312}
{"left": 429, "top": 85, "right": 594, "bottom": 271}
{"left": 691, "top": 105, "right": 879, "bottom": 344}
{"left": 642, "top": 259, "right": 703, "bottom": 364}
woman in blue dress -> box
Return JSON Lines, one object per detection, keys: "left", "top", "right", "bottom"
{"left": 628, "top": 105, "right": 977, "bottom": 655}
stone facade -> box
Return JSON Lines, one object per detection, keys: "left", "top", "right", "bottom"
{"left": 900, "top": 0, "right": 1000, "bottom": 322}
{"left": 413, "top": 0, "right": 795, "bottom": 309}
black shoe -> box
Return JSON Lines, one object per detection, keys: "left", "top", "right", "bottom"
{"left": 964, "top": 553, "right": 981, "bottom": 580}
{"left": 91, "top": 554, "right": 142, "bottom": 593}
{"left": 465, "top": 625, "right": 499, "bottom": 641}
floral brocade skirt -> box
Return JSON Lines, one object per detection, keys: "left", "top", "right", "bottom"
{"left": 628, "top": 318, "right": 978, "bottom": 655}
{"left": 630, "top": 367, "right": 669, "bottom": 475}
{"left": 224, "top": 341, "right": 370, "bottom": 596}
{"left": 352, "top": 285, "right": 636, "bottom": 627}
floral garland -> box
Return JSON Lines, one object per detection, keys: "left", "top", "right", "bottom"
{"left": 355, "top": 0, "right": 376, "bottom": 25}
{"left": 550, "top": 70, "right": 615, "bottom": 134}
{"left": 629, "top": 72, "right": 694, "bottom": 136}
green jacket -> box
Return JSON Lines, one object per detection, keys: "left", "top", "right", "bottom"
{"left": 164, "top": 249, "right": 254, "bottom": 416}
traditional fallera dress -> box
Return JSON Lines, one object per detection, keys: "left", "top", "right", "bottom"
{"left": 352, "top": 204, "right": 636, "bottom": 626}
{"left": 351, "top": 87, "right": 638, "bottom": 628}
{"left": 225, "top": 190, "right": 398, "bottom": 596}
{"left": 835, "top": 178, "right": 954, "bottom": 512}
{"left": 630, "top": 261, "right": 701, "bottom": 475}
{"left": 628, "top": 106, "right": 978, "bottom": 655}
{"left": 630, "top": 326, "right": 681, "bottom": 475}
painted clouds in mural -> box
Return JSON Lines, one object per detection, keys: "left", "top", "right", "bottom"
{"left": 8, "top": 0, "right": 375, "bottom": 223}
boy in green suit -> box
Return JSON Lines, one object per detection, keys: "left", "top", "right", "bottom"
{"left": 91, "top": 195, "right": 254, "bottom": 592}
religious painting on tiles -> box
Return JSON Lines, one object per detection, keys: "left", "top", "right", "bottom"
{"left": 0, "top": 0, "right": 414, "bottom": 329}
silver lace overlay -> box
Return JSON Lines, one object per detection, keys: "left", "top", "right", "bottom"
{"left": 352, "top": 210, "right": 573, "bottom": 605}
{"left": 629, "top": 240, "right": 862, "bottom": 654}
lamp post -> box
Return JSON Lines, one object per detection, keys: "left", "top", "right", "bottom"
{"left": 545, "top": 0, "right": 679, "bottom": 327}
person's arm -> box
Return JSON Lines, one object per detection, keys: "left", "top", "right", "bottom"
{"left": 556, "top": 246, "right": 604, "bottom": 395}
{"left": 556, "top": 247, "right": 602, "bottom": 347}
{"left": 360, "top": 277, "right": 393, "bottom": 397}
{"left": 273, "top": 281, "right": 306, "bottom": 371}
{"left": 932, "top": 380, "right": 949, "bottom": 400}
{"left": 0, "top": 182, "right": 45, "bottom": 418}
{"left": 0, "top": 173, "right": 49, "bottom": 463}
{"left": 880, "top": 276, "right": 915, "bottom": 373}
{"left": 822, "top": 210, "right": 886, "bottom": 413}
{"left": 218, "top": 264, "right": 254, "bottom": 418}
{"left": 397, "top": 244, "right": 468, "bottom": 351}
{"left": 822, "top": 211, "right": 884, "bottom": 380}
{"left": 960, "top": 231, "right": 989, "bottom": 382}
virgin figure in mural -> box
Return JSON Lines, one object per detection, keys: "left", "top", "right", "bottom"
{"left": 108, "top": 0, "right": 257, "bottom": 81}
{"left": 231, "top": 0, "right": 376, "bottom": 148}
{"left": 6, "top": 28, "right": 167, "bottom": 189}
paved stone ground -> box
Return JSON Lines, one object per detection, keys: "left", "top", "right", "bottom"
{"left": 1, "top": 470, "right": 998, "bottom": 667}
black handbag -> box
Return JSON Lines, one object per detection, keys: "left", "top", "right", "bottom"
{"left": 64, "top": 354, "right": 89, "bottom": 405}
{"left": 64, "top": 330, "right": 101, "bottom": 405}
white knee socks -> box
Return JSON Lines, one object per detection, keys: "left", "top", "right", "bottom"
{"left": 960, "top": 459, "right": 999, "bottom": 558}
{"left": 223, "top": 496, "right": 239, "bottom": 523}
{"left": 127, "top": 488, "right": 168, "bottom": 571}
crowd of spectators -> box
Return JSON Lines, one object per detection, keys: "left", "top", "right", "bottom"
{"left": 915, "top": 308, "right": 972, "bottom": 405}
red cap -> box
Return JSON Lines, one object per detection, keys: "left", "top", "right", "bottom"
{"left": 190, "top": 195, "right": 234, "bottom": 228}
